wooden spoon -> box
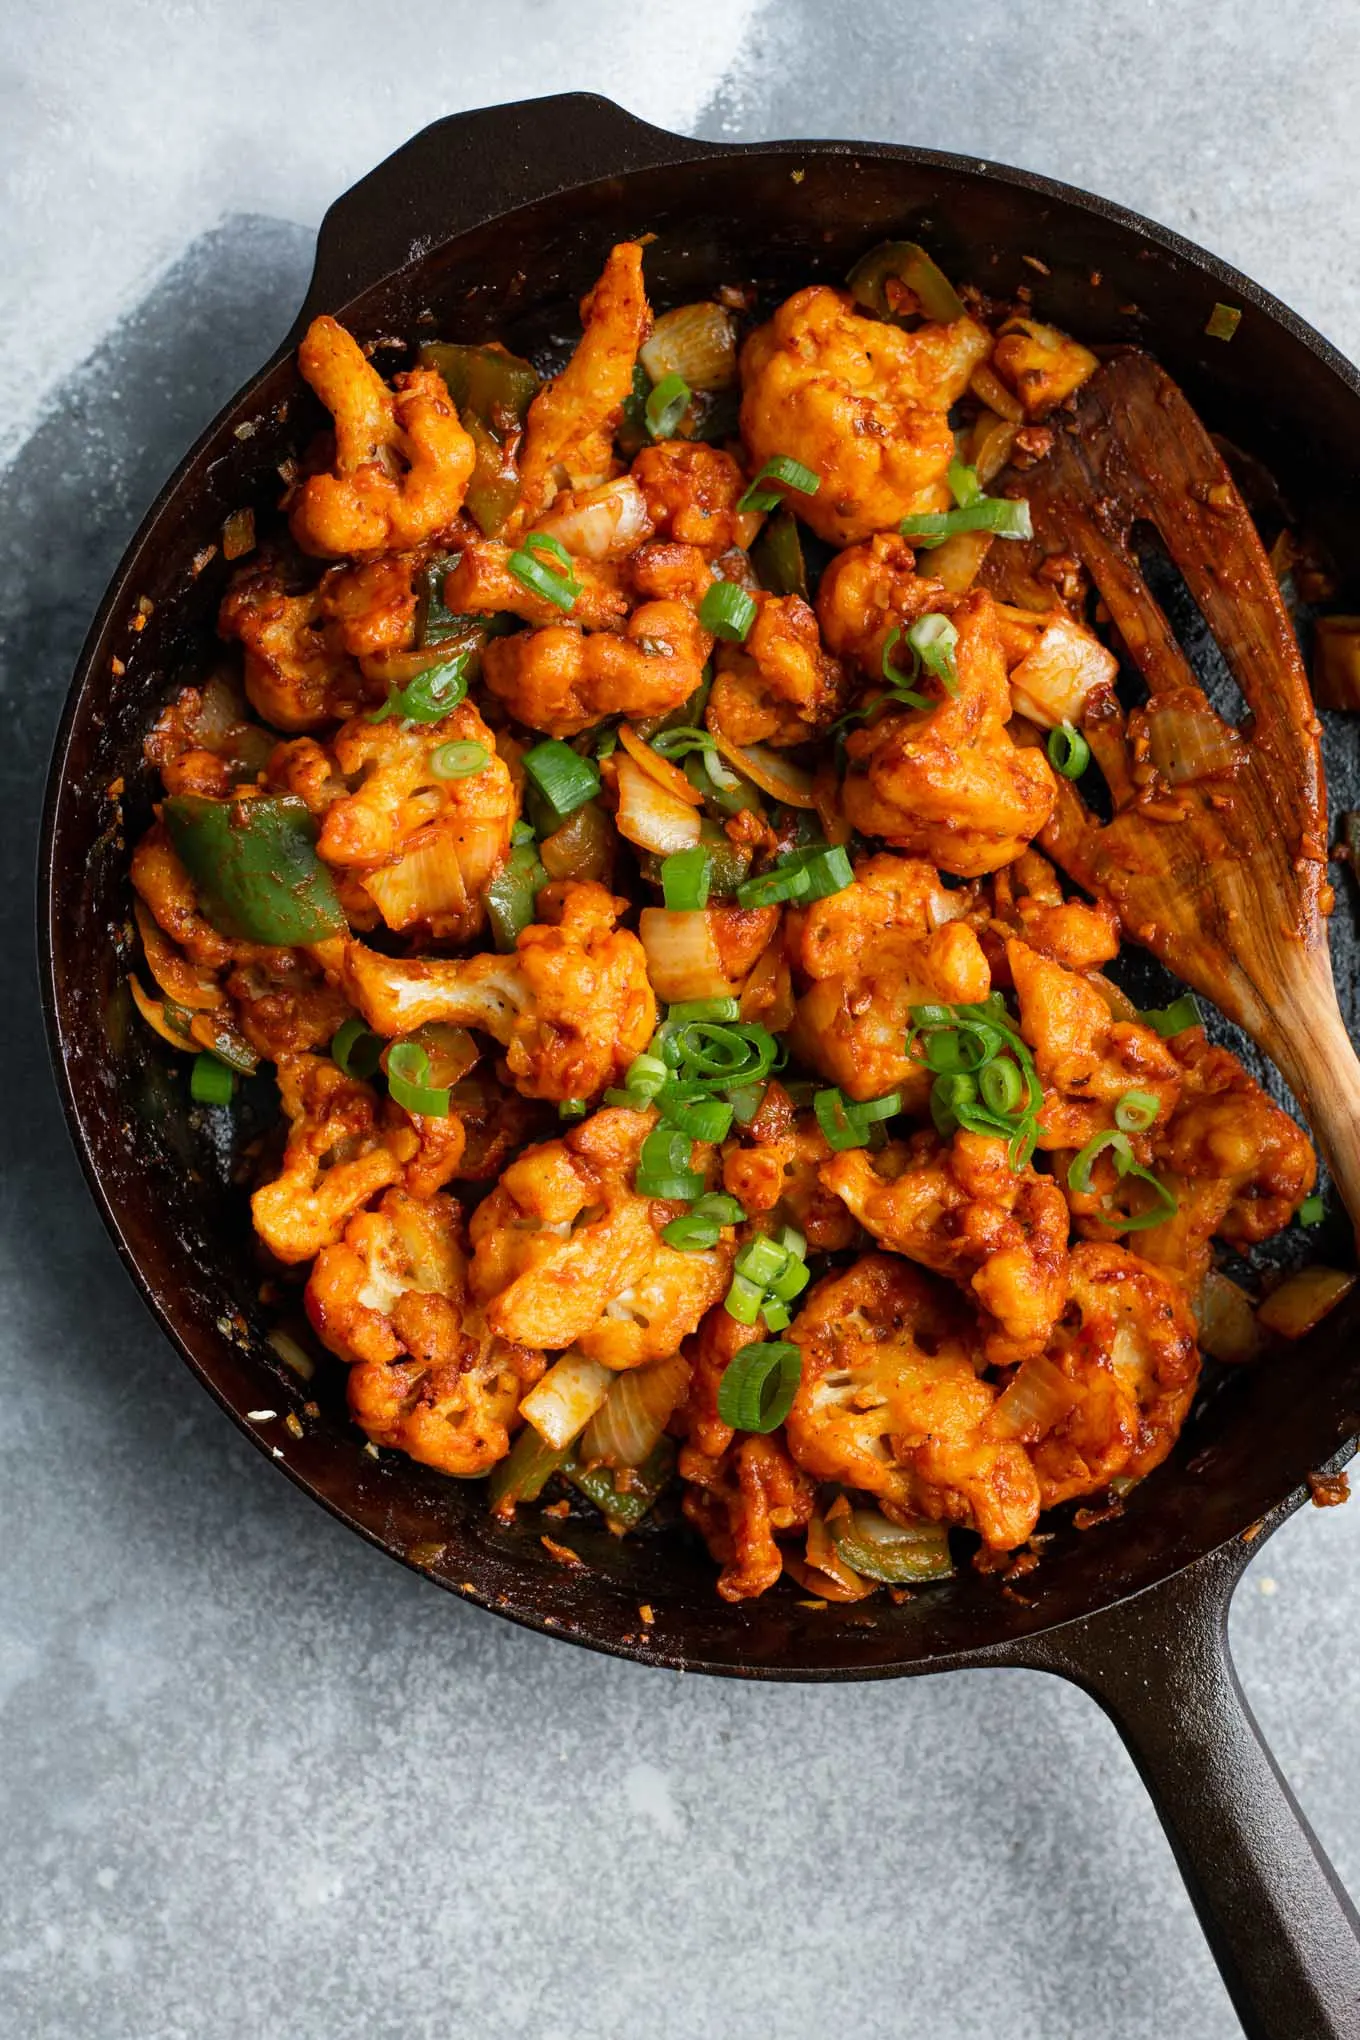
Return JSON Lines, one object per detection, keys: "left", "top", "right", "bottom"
{"left": 983, "top": 349, "right": 1360, "bottom": 1226}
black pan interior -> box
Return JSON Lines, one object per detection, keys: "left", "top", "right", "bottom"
{"left": 41, "top": 144, "right": 1360, "bottom": 1677}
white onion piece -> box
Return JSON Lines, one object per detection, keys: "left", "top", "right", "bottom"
{"left": 537, "top": 476, "right": 653, "bottom": 562}
{"left": 640, "top": 302, "right": 739, "bottom": 391}
{"left": 1008, "top": 613, "right": 1118, "bottom": 730}
{"left": 581, "top": 1351, "right": 690, "bottom": 1468}
{"left": 1145, "top": 701, "right": 1248, "bottom": 785}
{"left": 613, "top": 755, "right": 703, "bottom": 854}
{"left": 1194, "top": 1269, "right": 1265, "bottom": 1365}
{"left": 1255, "top": 1266, "right": 1356, "bottom": 1341}
{"left": 991, "top": 1352, "right": 1080, "bottom": 1440}
{"left": 519, "top": 1351, "right": 614, "bottom": 1449}
{"left": 639, "top": 907, "right": 735, "bottom": 1003}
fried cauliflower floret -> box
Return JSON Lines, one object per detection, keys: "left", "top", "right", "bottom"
{"left": 681, "top": 1433, "right": 815, "bottom": 1601}
{"left": 786, "top": 1256, "right": 1041, "bottom": 1550}
{"left": 340, "top": 881, "right": 656, "bottom": 1103}
{"left": 1003, "top": 609, "right": 1118, "bottom": 730}
{"left": 504, "top": 241, "right": 651, "bottom": 540}
{"left": 841, "top": 590, "right": 1058, "bottom": 876}
{"left": 144, "top": 678, "right": 274, "bottom": 800}
{"left": 1126, "top": 1030, "right": 1317, "bottom": 1293}
{"left": 1008, "top": 938, "right": 1182, "bottom": 1151}
{"left": 706, "top": 592, "right": 846, "bottom": 748}
{"left": 442, "top": 534, "right": 629, "bottom": 631}
{"left": 821, "top": 1130, "right": 1070, "bottom": 1363}
{"left": 1029, "top": 1242, "right": 1199, "bottom": 1506}
{"left": 986, "top": 850, "right": 1120, "bottom": 974}
{"left": 481, "top": 600, "right": 709, "bottom": 738}
{"left": 318, "top": 554, "right": 419, "bottom": 659}
{"left": 720, "top": 1083, "right": 859, "bottom": 1252}
{"left": 787, "top": 853, "right": 989, "bottom": 1105}
{"left": 306, "top": 1187, "right": 542, "bottom": 1476}
{"left": 219, "top": 559, "right": 369, "bottom": 732}
{"left": 467, "top": 1106, "right": 733, "bottom": 1366}
{"left": 991, "top": 318, "right": 1099, "bottom": 421}
{"left": 815, "top": 533, "right": 946, "bottom": 674}
{"left": 271, "top": 699, "right": 516, "bottom": 942}
{"left": 288, "top": 316, "right": 476, "bottom": 557}
{"left": 251, "top": 1054, "right": 403, "bottom": 1264}
{"left": 739, "top": 286, "right": 991, "bottom": 545}
{"left": 631, "top": 441, "right": 762, "bottom": 553}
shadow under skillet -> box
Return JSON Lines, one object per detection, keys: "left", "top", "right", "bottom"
{"left": 2, "top": 213, "right": 316, "bottom": 1502}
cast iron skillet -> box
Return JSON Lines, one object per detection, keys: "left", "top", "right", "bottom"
{"left": 38, "top": 94, "right": 1360, "bottom": 2038}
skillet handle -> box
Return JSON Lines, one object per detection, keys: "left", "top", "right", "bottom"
{"left": 294, "top": 93, "right": 718, "bottom": 329}
{"left": 1026, "top": 1539, "right": 1360, "bottom": 2038}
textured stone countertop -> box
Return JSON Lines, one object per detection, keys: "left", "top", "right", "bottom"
{"left": 3, "top": 4, "right": 1360, "bottom": 2034}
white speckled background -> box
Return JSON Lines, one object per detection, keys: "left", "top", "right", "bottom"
{"left": 4, "top": 5, "right": 1360, "bottom": 2034}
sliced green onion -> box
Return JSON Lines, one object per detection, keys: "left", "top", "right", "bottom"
{"left": 1048, "top": 723, "right": 1090, "bottom": 779}
{"left": 645, "top": 371, "right": 692, "bottom": 440}
{"left": 813, "top": 1087, "right": 884, "bottom": 1152}
{"left": 899, "top": 496, "right": 1034, "bottom": 547}
{"left": 522, "top": 739, "right": 601, "bottom": 819}
{"left": 636, "top": 1172, "right": 706, "bottom": 1201}
{"left": 724, "top": 1273, "right": 768, "bottom": 1326}
{"left": 559, "top": 1098, "right": 589, "bottom": 1121}
{"left": 623, "top": 1052, "right": 670, "bottom": 1099}
{"left": 656, "top": 1088, "right": 734, "bottom": 1142}
{"left": 947, "top": 457, "right": 982, "bottom": 508}
{"left": 1067, "top": 1128, "right": 1178, "bottom": 1231}
{"left": 716, "top": 1341, "right": 803, "bottom": 1433}
{"left": 510, "top": 818, "right": 537, "bottom": 846}
{"left": 880, "top": 625, "right": 933, "bottom": 707}
{"left": 735, "top": 1235, "right": 792, "bottom": 1289}
{"left": 429, "top": 739, "right": 490, "bottom": 780}
{"left": 662, "top": 1212, "right": 721, "bottom": 1251}
{"left": 775, "top": 843, "right": 855, "bottom": 902}
{"left": 1114, "top": 1089, "right": 1161, "bottom": 1133}
{"left": 1067, "top": 1129, "right": 1133, "bottom": 1195}
{"left": 1299, "top": 1194, "right": 1326, "bottom": 1227}
{"left": 760, "top": 1298, "right": 793, "bottom": 1332}
{"left": 907, "top": 612, "right": 959, "bottom": 691}
{"left": 385, "top": 1041, "right": 450, "bottom": 1118}
{"left": 651, "top": 727, "right": 718, "bottom": 762}
{"left": 636, "top": 1123, "right": 704, "bottom": 1201}
{"left": 694, "top": 1192, "right": 745, "bottom": 1225}
{"left": 667, "top": 998, "right": 740, "bottom": 1023}
{"left": 190, "top": 1053, "right": 235, "bottom": 1106}
{"left": 767, "top": 1255, "right": 811, "bottom": 1304}
{"left": 736, "top": 455, "right": 822, "bottom": 515}
{"left": 594, "top": 726, "right": 619, "bottom": 760}
{"left": 1139, "top": 995, "right": 1202, "bottom": 1037}
{"left": 979, "top": 1058, "right": 1025, "bottom": 1117}
{"left": 698, "top": 580, "right": 758, "bottom": 643}
{"left": 930, "top": 1070, "right": 977, "bottom": 1136}
{"left": 331, "top": 1016, "right": 383, "bottom": 1080}
{"left": 726, "top": 1082, "right": 767, "bottom": 1126}
{"left": 506, "top": 532, "right": 582, "bottom": 613}
{"left": 661, "top": 845, "right": 712, "bottom": 912}
{"left": 367, "top": 655, "right": 469, "bottom": 724}
{"left": 736, "top": 862, "right": 811, "bottom": 909}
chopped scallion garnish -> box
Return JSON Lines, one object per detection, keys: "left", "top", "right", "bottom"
{"left": 645, "top": 372, "right": 692, "bottom": 439}
{"left": 367, "top": 655, "right": 469, "bottom": 725}
{"left": 331, "top": 1016, "right": 383, "bottom": 1080}
{"left": 429, "top": 739, "right": 490, "bottom": 780}
{"left": 1114, "top": 1089, "right": 1161, "bottom": 1134}
{"left": 522, "top": 739, "right": 601, "bottom": 819}
{"left": 385, "top": 1041, "right": 451, "bottom": 1118}
{"left": 1299, "top": 1194, "right": 1326, "bottom": 1227}
{"left": 661, "top": 845, "right": 712, "bottom": 912}
{"left": 716, "top": 1341, "right": 803, "bottom": 1433}
{"left": 1048, "top": 723, "right": 1090, "bottom": 779}
{"left": 1139, "top": 995, "right": 1202, "bottom": 1038}
{"left": 506, "top": 531, "right": 582, "bottom": 612}
{"left": 1066, "top": 1129, "right": 1178, "bottom": 1232}
{"left": 736, "top": 455, "right": 822, "bottom": 515}
{"left": 698, "top": 580, "right": 758, "bottom": 643}
{"left": 190, "top": 1053, "right": 235, "bottom": 1106}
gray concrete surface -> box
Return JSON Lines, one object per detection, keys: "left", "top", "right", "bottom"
{"left": 3, "top": 4, "right": 1360, "bottom": 2035}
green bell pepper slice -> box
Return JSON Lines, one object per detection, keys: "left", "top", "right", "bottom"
{"left": 163, "top": 795, "right": 347, "bottom": 946}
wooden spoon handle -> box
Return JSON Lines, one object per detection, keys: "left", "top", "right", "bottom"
{"left": 1257, "top": 966, "right": 1360, "bottom": 1241}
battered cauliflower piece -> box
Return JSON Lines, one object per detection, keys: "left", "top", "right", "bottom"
{"left": 631, "top": 441, "right": 762, "bottom": 553}
{"left": 270, "top": 699, "right": 516, "bottom": 942}
{"left": 841, "top": 591, "right": 1058, "bottom": 876}
{"left": 318, "top": 554, "right": 420, "bottom": 659}
{"left": 504, "top": 241, "right": 651, "bottom": 540}
{"left": 740, "top": 286, "right": 992, "bottom": 545}
{"left": 144, "top": 678, "right": 274, "bottom": 800}
{"left": 288, "top": 316, "right": 476, "bottom": 557}
{"left": 340, "top": 881, "right": 657, "bottom": 1103}
{"left": 468, "top": 1106, "right": 733, "bottom": 1366}
{"left": 442, "top": 535, "right": 629, "bottom": 631}
{"left": 821, "top": 1130, "right": 1071, "bottom": 1363}
{"left": 1127, "top": 1030, "right": 1317, "bottom": 1293}
{"left": 787, "top": 853, "right": 990, "bottom": 1105}
{"left": 706, "top": 592, "right": 847, "bottom": 748}
{"left": 815, "top": 532, "right": 946, "bottom": 675}
{"left": 1030, "top": 1243, "right": 1199, "bottom": 1507}
{"left": 628, "top": 540, "right": 715, "bottom": 611}
{"left": 1008, "top": 938, "right": 1182, "bottom": 1151}
{"left": 306, "top": 1187, "right": 542, "bottom": 1476}
{"left": 991, "top": 318, "right": 1099, "bottom": 421}
{"left": 785, "top": 1256, "right": 1041, "bottom": 1550}
{"left": 219, "top": 559, "right": 369, "bottom": 732}
{"left": 251, "top": 1054, "right": 403, "bottom": 1264}
{"left": 481, "top": 600, "right": 710, "bottom": 738}
{"left": 1003, "top": 609, "right": 1118, "bottom": 730}
{"left": 985, "top": 849, "right": 1120, "bottom": 974}
{"left": 720, "top": 1083, "right": 859, "bottom": 1252}
{"left": 681, "top": 1435, "right": 815, "bottom": 1601}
